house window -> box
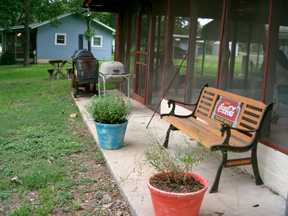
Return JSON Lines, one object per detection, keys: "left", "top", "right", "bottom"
{"left": 92, "top": 35, "right": 103, "bottom": 47}
{"left": 55, "top": 33, "right": 66, "bottom": 46}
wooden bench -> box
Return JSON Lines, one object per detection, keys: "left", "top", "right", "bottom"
{"left": 161, "top": 85, "right": 273, "bottom": 193}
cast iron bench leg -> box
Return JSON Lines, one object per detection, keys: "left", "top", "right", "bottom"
{"left": 251, "top": 145, "right": 263, "bottom": 185}
{"left": 163, "top": 125, "right": 172, "bottom": 148}
{"left": 163, "top": 125, "right": 178, "bottom": 149}
{"left": 210, "top": 151, "right": 227, "bottom": 193}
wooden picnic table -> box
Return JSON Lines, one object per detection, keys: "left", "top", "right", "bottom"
{"left": 48, "top": 60, "right": 67, "bottom": 79}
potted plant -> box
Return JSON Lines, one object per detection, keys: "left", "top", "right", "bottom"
{"left": 88, "top": 94, "right": 130, "bottom": 150}
{"left": 145, "top": 143, "right": 208, "bottom": 216}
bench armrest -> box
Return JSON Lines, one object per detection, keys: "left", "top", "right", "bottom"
{"left": 212, "top": 123, "right": 258, "bottom": 151}
{"left": 167, "top": 99, "right": 197, "bottom": 107}
{"left": 211, "top": 144, "right": 252, "bottom": 153}
{"left": 161, "top": 99, "right": 197, "bottom": 118}
{"left": 220, "top": 123, "right": 257, "bottom": 137}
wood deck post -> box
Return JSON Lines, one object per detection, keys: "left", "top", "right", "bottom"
{"left": 185, "top": 0, "right": 198, "bottom": 102}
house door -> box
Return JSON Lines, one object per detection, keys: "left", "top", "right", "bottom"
{"left": 78, "top": 34, "right": 83, "bottom": 50}
{"left": 133, "top": 14, "right": 149, "bottom": 104}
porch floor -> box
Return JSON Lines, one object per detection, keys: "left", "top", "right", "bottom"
{"left": 75, "top": 96, "right": 285, "bottom": 216}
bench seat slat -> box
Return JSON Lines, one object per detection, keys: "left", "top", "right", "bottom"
{"left": 205, "top": 87, "right": 266, "bottom": 110}
{"left": 163, "top": 116, "right": 247, "bottom": 148}
{"left": 195, "top": 115, "right": 255, "bottom": 143}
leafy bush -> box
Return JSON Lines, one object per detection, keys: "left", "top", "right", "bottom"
{"left": 0, "top": 52, "right": 16, "bottom": 65}
{"left": 88, "top": 94, "right": 130, "bottom": 124}
{"left": 145, "top": 143, "right": 206, "bottom": 174}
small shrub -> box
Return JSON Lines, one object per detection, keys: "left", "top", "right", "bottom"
{"left": 88, "top": 94, "right": 130, "bottom": 124}
{"left": 146, "top": 143, "right": 206, "bottom": 174}
{"left": 145, "top": 143, "right": 208, "bottom": 193}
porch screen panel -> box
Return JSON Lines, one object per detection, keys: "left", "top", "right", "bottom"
{"left": 218, "top": 0, "right": 269, "bottom": 100}
{"left": 186, "top": 0, "right": 223, "bottom": 103}
{"left": 165, "top": 16, "right": 190, "bottom": 101}
{"left": 264, "top": 0, "right": 288, "bottom": 150}
{"left": 15, "top": 32, "right": 24, "bottom": 59}
{"left": 149, "top": 16, "right": 166, "bottom": 107}
{"left": 134, "top": 14, "right": 149, "bottom": 98}
{"left": 128, "top": 14, "right": 137, "bottom": 75}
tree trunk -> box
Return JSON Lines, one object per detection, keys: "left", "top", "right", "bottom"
{"left": 86, "top": 18, "right": 91, "bottom": 52}
{"left": 24, "top": 0, "right": 30, "bottom": 66}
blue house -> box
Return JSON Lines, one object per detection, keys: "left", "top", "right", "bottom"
{"left": 0, "top": 13, "right": 115, "bottom": 62}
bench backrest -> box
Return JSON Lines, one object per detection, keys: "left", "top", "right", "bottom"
{"left": 194, "top": 87, "right": 268, "bottom": 143}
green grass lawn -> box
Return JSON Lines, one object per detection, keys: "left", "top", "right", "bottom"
{"left": 0, "top": 64, "right": 110, "bottom": 215}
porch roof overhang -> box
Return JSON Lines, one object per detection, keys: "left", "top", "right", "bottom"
{"left": 83, "top": 0, "right": 222, "bottom": 18}
{"left": 83, "top": 0, "right": 149, "bottom": 12}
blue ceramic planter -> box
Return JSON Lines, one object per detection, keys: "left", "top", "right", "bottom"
{"left": 95, "top": 120, "right": 128, "bottom": 150}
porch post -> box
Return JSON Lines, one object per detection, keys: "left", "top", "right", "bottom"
{"left": 161, "top": 0, "right": 174, "bottom": 96}
{"left": 244, "top": 24, "right": 252, "bottom": 90}
{"left": 185, "top": 0, "right": 198, "bottom": 102}
{"left": 146, "top": 16, "right": 156, "bottom": 104}
{"left": 133, "top": 14, "right": 141, "bottom": 94}
{"left": 228, "top": 22, "right": 238, "bottom": 88}
{"left": 262, "top": 0, "right": 280, "bottom": 103}
{"left": 115, "top": 13, "right": 125, "bottom": 62}
{"left": 216, "top": 0, "right": 229, "bottom": 87}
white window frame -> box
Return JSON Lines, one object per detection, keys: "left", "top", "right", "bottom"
{"left": 92, "top": 35, "right": 103, "bottom": 48}
{"left": 55, "top": 33, "right": 67, "bottom": 46}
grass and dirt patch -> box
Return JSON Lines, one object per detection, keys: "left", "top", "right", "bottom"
{"left": 0, "top": 64, "right": 131, "bottom": 216}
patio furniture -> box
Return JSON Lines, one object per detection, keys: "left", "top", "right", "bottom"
{"left": 161, "top": 85, "right": 273, "bottom": 193}
{"left": 48, "top": 60, "right": 67, "bottom": 79}
{"left": 71, "top": 49, "right": 99, "bottom": 97}
{"left": 48, "top": 69, "right": 54, "bottom": 79}
{"left": 98, "top": 61, "right": 130, "bottom": 97}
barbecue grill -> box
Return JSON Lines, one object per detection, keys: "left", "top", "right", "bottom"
{"left": 99, "top": 61, "right": 126, "bottom": 76}
{"left": 71, "top": 49, "right": 99, "bottom": 97}
{"left": 98, "top": 61, "right": 130, "bottom": 97}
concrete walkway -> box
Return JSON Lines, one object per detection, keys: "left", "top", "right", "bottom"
{"left": 75, "top": 96, "right": 286, "bottom": 216}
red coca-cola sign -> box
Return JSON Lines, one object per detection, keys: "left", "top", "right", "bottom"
{"left": 212, "top": 97, "right": 241, "bottom": 126}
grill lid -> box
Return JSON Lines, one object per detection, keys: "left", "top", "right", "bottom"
{"left": 99, "top": 61, "right": 126, "bottom": 75}
{"left": 72, "top": 49, "right": 98, "bottom": 81}
{"left": 72, "top": 49, "right": 96, "bottom": 60}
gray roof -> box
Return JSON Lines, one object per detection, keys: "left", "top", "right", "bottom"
{"left": 0, "top": 13, "right": 115, "bottom": 33}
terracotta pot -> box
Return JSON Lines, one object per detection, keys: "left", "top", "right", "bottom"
{"left": 148, "top": 172, "right": 208, "bottom": 216}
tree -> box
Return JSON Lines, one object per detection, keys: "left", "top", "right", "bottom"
{"left": 0, "top": 0, "right": 115, "bottom": 65}
{"left": 23, "top": 0, "right": 30, "bottom": 66}
{"left": 0, "top": 0, "right": 22, "bottom": 29}
{"left": 0, "top": 0, "right": 68, "bottom": 66}
{"left": 22, "top": 0, "right": 69, "bottom": 65}
{"left": 94, "top": 12, "right": 115, "bottom": 28}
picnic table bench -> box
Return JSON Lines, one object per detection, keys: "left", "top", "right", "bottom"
{"left": 161, "top": 85, "right": 273, "bottom": 193}
{"left": 48, "top": 60, "right": 67, "bottom": 79}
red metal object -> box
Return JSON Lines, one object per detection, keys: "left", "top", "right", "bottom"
{"left": 132, "top": 14, "right": 149, "bottom": 103}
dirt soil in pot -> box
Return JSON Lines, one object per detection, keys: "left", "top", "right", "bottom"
{"left": 150, "top": 173, "right": 204, "bottom": 193}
